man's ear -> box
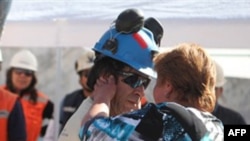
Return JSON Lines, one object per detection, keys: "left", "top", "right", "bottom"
{"left": 79, "top": 78, "right": 82, "bottom": 86}
{"left": 220, "top": 87, "right": 224, "bottom": 94}
{"left": 216, "top": 87, "right": 224, "bottom": 98}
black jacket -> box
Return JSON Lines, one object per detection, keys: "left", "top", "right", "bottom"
{"left": 212, "top": 103, "right": 246, "bottom": 125}
{"left": 60, "top": 89, "right": 87, "bottom": 130}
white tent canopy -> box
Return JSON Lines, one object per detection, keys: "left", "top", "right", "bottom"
{"left": 1, "top": 0, "right": 250, "bottom": 48}
{"left": 208, "top": 48, "right": 250, "bottom": 79}
{"left": 1, "top": 19, "right": 250, "bottom": 49}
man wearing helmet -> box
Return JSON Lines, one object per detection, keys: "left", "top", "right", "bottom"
{"left": 1, "top": 50, "right": 54, "bottom": 141}
{"left": 60, "top": 47, "right": 95, "bottom": 131}
{"left": 43, "top": 48, "right": 95, "bottom": 141}
{"left": 79, "top": 43, "right": 224, "bottom": 141}
{"left": 212, "top": 60, "right": 246, "bottom": 125}
{"left": 58, "top": 8, "right": 159, "bottom": 141}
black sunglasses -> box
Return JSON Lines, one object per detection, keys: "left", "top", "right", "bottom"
{"left": 118, "top": 71, "right": 150, "bottom": 89}
{"left": 13, "top": 68, "right": 34, "bottom": 77}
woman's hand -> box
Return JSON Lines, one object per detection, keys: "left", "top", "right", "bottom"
{"left": 82, "top": 75, "right": 116, "bottom": 125}
{"left": 92, "top": 75, "right": 116, "bottom": 103}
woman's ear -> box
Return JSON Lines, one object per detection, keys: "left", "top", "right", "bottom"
{"left": 164, "top": 81, "right": 173, "bottom": 99}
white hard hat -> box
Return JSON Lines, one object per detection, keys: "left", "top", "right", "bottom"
{"left": 75, "top": 48, "right": 95, "bottom": 73}
{"left": 0, "top": 49, "right": 2, "bottom": 62}
{"left": 10, "top": 50, "right": 38, "bottom": 71}
{"left": 214, "top": 60, "right": 226, "bottom": 87}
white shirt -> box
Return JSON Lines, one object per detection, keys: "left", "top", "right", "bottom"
{"left": 58, "top": 97, "right": 93, "bottom": 141}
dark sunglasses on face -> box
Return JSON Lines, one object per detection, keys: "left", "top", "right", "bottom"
{"left": 118, "top": 71, "right": 150, "bottom": 89}
{"left": 13, "top": 68, "right": 33, "bottom": 77}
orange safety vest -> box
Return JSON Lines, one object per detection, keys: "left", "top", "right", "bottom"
{"left": 0, "top": 88, "right": 17, "bottom": 141}
{"left": 21, "top": 92, "right": 49, "bottom": 141}
{"left": 1, "top": 85, "right": 49, "bottom": 141}
{"left": 141, "top": 96, "right": 148, "bottom": 107}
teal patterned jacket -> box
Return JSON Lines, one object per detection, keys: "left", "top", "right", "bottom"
{"left": 79, "top": 102, "right": 224, "bottom": 141}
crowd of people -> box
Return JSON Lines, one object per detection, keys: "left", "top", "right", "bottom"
{"left": 1, "top": 5, "right": 248, "bottom": 141}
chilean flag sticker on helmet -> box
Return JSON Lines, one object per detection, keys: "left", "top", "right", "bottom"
{"left": 132, "top": 33, "right": 147, "bottom": 49}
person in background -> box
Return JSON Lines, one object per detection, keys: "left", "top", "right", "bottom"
{"left": 58, "top": 8, "right": 159, "bottom": 141}
{"left": 1, "top": 49, "right": 54, "bottom": 141}
{"left": 79, "top": 43, "right": 224, "bottom": 141}
{"left": 212, "top": 60, "right": 246, "bottom": 125}
{"left": 0, "top": 49, "right": 27, "bottom": 141}
{"left": 60, "top": 47, "right": 95, "bottom": 131}
{"left": 0, "top": 1, "right": 26, "bottom": 140}
{"left": 43, "top": 48, "right": 95, "bottom": 141}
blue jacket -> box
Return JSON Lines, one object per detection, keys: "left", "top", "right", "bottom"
{"left": 60, "top": 89, "right": 87, "bottom": 130}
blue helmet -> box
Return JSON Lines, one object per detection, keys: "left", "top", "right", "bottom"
{"left": 93, "top": 26, "right": 159, "bottom": 78}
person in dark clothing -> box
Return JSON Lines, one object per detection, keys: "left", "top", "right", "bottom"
{"left": 60, "top": 47, "right": 95, "bottom": 131}
{"left": 212, "top": 60, "right": 246, "bottom": 125}
{"left": 213, "top": 103, "right": 246, "bottom": 124}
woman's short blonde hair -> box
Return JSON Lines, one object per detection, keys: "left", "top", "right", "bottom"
{"left": 154, "top": 43, "right": 216, "bottom": 112}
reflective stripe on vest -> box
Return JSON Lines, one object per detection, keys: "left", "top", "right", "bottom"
{"left": 0, "top": 110, "right": 10, "bottom": 118}
{"left": 22, "top": 94, "right": 48, "bottom": 103}
{"left": 0, "top": 88, "right": 17, "bottom": 141}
